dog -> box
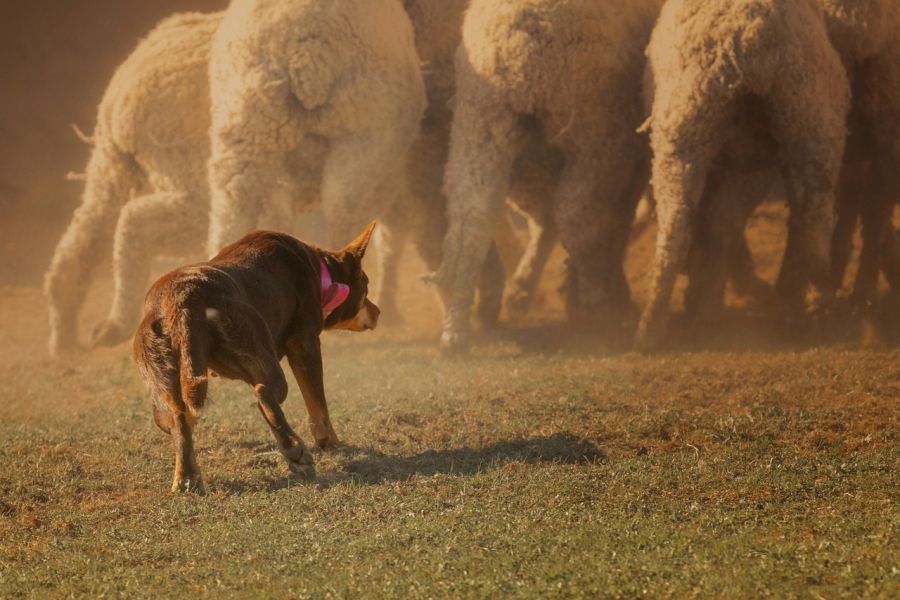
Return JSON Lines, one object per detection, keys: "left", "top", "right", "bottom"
{"left": 133, "top": 223, "right": 380, "bottom": 493}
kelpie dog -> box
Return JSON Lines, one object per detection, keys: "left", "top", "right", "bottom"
{"left": 133, "top": 223, "right": 380, "bottom": 493}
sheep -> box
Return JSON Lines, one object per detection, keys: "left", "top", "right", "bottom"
{"left": 636, "top": 0, "right": 850, "bottom": 351}
{"left": 821, "top": 0, "right": 900, "bottom": 310}
{"left": 429, "top": 0, "right": 663, "bottom": 351}
{"left": 205, "top": 0, "right": 426, "bottom": 270}
{"left": 384, "top": 0, "right": 563, "bottom": 325}
{"left": 44, "top": 12, "right": 222, "bottom": 356}
{"left": 381, "top": 0, "right": 506, "bottom": 325}
{"left": 681, "top": 0, "right": 900, "bottom": 327}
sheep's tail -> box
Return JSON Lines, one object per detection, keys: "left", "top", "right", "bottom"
{"left": 71, "top": 123, "right": 95, "bottom": 146}
{"left": 164, "top": 297, "right": 210, "bottom": 415}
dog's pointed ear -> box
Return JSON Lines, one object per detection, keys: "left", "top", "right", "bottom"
{"left": 344, "top": 221, "right": 377, "bottom": 259}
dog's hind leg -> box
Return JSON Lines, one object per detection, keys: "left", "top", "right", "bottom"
{"left": 168, "top": 396, "right": 204, "bottom": 495}
{"left": 253, "top": 365, "right": 315, "bottom": 478}
{"left": 208, "top": 303, "right": 315, "bottom": 477}
{"left": 285, "top": 335, "right": 338, "bottom": 449}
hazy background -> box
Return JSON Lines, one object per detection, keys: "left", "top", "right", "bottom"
{"left": 0, "top": 0, "right": 226, "bottom": 284}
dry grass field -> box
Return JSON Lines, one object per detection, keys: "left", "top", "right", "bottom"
{"left": 0, "top": 205, "right": 897, "bottom": 598}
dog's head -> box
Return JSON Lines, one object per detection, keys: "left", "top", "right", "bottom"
{"left": 321, "top": 222, "right": 380, "bottom": 332}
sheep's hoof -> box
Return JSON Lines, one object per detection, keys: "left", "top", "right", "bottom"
{"left": 89, "top": 318, "right": 130, "bottom": 348}
{"left": 282, "top": 444, "right": 316, "bottom": 479}
{"left": 476, "top": 296, "right": 502, "bottom": 329}
{"left": 505, "top": 288, "right": 532, "bottom": 320}
{"left": 48, "top": 317, "right": 80, "bottom": 357}
{"left": 172, "top": 474, "right": 206, "bottom": 495}
{"left": 634, "top": 318, "right": 666, "bottom": 353}
{"left": 48, "top": 331, "right": 79, "bottom": 358}
{"left": 440, "top": 328, "right": 469, "bottom": 356}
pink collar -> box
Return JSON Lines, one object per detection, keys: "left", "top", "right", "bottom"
{"left": 320, "top": 258, "right": 350, "bottom": 319}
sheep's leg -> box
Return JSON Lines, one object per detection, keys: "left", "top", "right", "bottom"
{"left": 831, "top": 162, "right": 865, "bottom": 290}
{"left": 684, "top": 172, "right": 728, "bottom": 321}
{"left": 631, "top": 193, "right": 656, "bottom": 240}
{"left": 90, "top": 191, "right": 204, "bottom": 348}
{"left": 492, "top": 209, "right": 526, "bottom": 276}
{"left": 257, "top": 186, "right": 298, "bottom": 235}
{"left": 476, "top": 242, "right": 505, "bottom": 328}
{"left": 505, "top": 197, "right": 557, "bottom": 319}
{"left": 436, "top": 97, "right": 524, "bottom": 351}
{"left": 851, "top": 164, "right": 894, "bottom": 310}
{"left": 864, "top": 53, "right": 900, "bottom": 295}
{"left": 770, "top": 44, "right": 847, "bottom": 319}
{"left": 373, "top": 204, "right": 410, "bottom": 325}
{"left": 686, "top": 170, "right": 772, "bottom": 319}
{"left": 555, "top": 152, "right": 646, "bottom": 330}
{"left": 880, "top": 224, "right": 900, "bottom": 291}
{"left": 206, "top": 144, "right": 284, "bottom": 256}
{"left": 776, "top": 168, "right": 838, "bottom": 318}
{"left": 320, "top": 133, "right": 416, "bottom": 249}
{"left": 636, "top": 153, "right": 708, "bottom": 351}
{"left": 45, "top": 145, "right": 139, "bottom": 356}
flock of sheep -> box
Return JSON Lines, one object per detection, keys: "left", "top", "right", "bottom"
{"left": 44, "top": 0, "right": 900, "bottom": 356}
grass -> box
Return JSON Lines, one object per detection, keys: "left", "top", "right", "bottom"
{"left": 0, "top": 334, "right": 897, "bottom": 598}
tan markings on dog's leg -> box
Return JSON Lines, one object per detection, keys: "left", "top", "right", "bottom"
{"left": 285, "top": 336, "right": 339, "bottom": 449}
{"left": 164, "top": 391, "right": 204, "bottom": 495}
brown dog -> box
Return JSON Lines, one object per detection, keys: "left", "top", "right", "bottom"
{"left": 133, "top": 223, "right": 380, "bottom": 493}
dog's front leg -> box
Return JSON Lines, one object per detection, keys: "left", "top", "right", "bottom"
{"left": 285, "top": 336, "right": 340, "bottom": 449}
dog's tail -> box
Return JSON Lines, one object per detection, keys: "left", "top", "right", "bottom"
{"left": 133, "top": 297, "right": 209, "bottom": 429}
{"left": 164, "top": 297, "right": 209, "bottom": 416}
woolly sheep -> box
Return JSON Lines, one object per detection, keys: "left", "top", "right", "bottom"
{"left": 636, "top": 0, "right": 850, "bottom": 350}
{"left": 430, "top": 0, "right": 663, "bottom": 351}
{"left": 384, "top": 0, "right": 563, "bottom": 324}
{"left": 684, "top": 0, "right": 900, "bottom": 324}
{"left": 44, "top": 13, "right": 221, "bottom": 356}
{"left": 205, "top": 0, "right": 426, "bottom": 263}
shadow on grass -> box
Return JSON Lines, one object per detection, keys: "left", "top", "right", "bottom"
{"left": 212, "top": 433, "right": 605, "bottom": 494}
{"left": 337, "top": 432, "right": 606, "bottom": 485}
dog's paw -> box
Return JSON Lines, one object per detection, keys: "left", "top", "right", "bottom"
{"left": 282, "top": 444, "right": 316, "bottom": 479}
{"left": 89, "top": 318, "right": 130, "bottom": 348}
{"left": 172, "top": 474, "right": 206, "bottom": 495}
{"left": 311, "top": 422, "right": 340, "bottom": 450}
